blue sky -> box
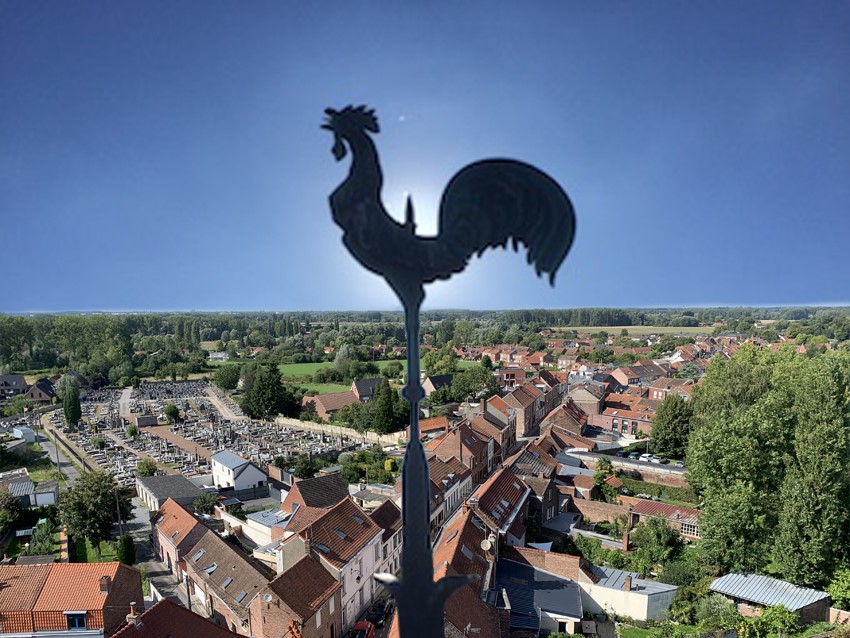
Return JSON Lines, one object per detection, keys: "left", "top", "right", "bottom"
{"left": 2, "top": 2, "right": 849, "bottom": 312}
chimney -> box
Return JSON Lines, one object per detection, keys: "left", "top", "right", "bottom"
{"left": 623, "top": 576, "right": 632, "bottom": 592}
{"left": 99, "top": 575, "right": 112, "bottom": 594}
{"left": 622, "top": 531, "right": 629, "bottom": 551}
{"left": 126, "top": 602, "right": 141, "bottom": 626}
{"left": 304, "top": 537, "right": 312, "bottom": 556}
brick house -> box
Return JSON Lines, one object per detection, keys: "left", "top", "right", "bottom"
{"left": 23, "top": 378, "right": 56, "bottom": 403}
{"left": 424, "top": 421, "right": 490, "bottom": 485}
{"left": 427, "top": 454, "right": 473, "bottom": 527}
{"left": 0, "top": 374, "right": 27, "bottom": 397}
{"left": 503, "top": 382, "right": 545, "bottom": 438}
{"left": 648, "top": 377, "right": 694, "bottom": 401}
{"left": 0, "top": 562, "right": 143, "bottom": 637}
{"left": 709, "top": 573, "right": 830, "bottom": 624}
{"left": 301, "top": 392, "right": 359, "bottom": 420}
{"left": 629, "top": 500, "right": 701, "bottom": 540}
{"left": 275, "top": 498, "right": 384, "bottom": 631}
{"left": 151, "top": 498, "right": 207, "bottom": 580}
{"left": 249, "top": 556, "right": 342, "bottom": 638}
{"left": 183, "top": 529, "right": 272, "bottom": 635}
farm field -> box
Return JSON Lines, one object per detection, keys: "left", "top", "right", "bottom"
{"left": 291, "top": 382, "right": 352, "bottom": 394}
{"left": 279, "top": 359, "right": 479, "bottom": 379}
{"left": 549, "top": 325, "right": 710, "bottom": 336}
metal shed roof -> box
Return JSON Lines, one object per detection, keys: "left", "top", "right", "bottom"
{"left": 710, "top": 573, "right": 829, "bottom": 611}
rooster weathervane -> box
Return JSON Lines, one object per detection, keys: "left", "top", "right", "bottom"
{"left": 322, "top": 105, "right": 576, "bottom": 638}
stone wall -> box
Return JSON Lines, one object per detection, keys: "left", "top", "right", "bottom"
{"left": 569, "top": 498, "right": 630, "bottom": 524}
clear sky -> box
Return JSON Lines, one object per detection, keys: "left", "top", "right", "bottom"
{"left": 2, "top": 2, "right": 849, "bottom": 313}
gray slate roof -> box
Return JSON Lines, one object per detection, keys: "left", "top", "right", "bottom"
{"left": 137, "top": 474, "right": 205, "bottom": 499}
{"left": 710, "top": 573, "right": 830, "bottom": 611}
{"left": 590, "top": 565, "right": 678, "bottom": 596}
{"left": 495, "top": 559, "right": 583, "bottom": 630}
{"left": 212, "top": 450, "right": 249, "bottom": 470}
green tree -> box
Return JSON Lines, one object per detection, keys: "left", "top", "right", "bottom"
{"left": 241, "top": 365, "right": 298, "bottom": 420}
{"left": 213, "top": 364, "right": 242, "bottom": 391}
{"left": 742, "top": 604, "right": 800, "bottom": 638}
{"left": 630, "top": 517, "right": 683, "bottom": 576}
{"left": 0, "top": 490, "right": 21, "bottom": 532}
{"left": 125, "top": 424, "right": 138, "bottom": 439}
{"left": 695, "top": 593, "right": 741, "bottom": 630}
{"left": 450, "top": 366, "right": 500, "bottom": 402}
{"left": 828, "top": 567, "right": 850, "bottom": 611}
{"left": 481, "top": 354, "right": 493, "bottom": 370}
{"left": 164, "top": 402, "right": 180, "bottom": 423}
{"left": 59, "top": 471, "right": 130, "bottom": 557}
{"left": 651, "top": 394, "right": 693, "bottom": 458}
{"left": 117, "top": 533, "right": 136, "bottom": 565}
{"left": 25, "top": 521, "right": 55, "bottom": 556}
{"left": 421, "top": 344, "right": 459, "bottom": 376}
{"left": 698, "top": 480, "right": 772, "bottom": 572}
{"left": 90, "top": 435, "right": 106, "bottom": 450}
{"left": 54, "top": 374, "right": 81, "bottom": 401}
{"left": 63, "top": 385, "right": 82, "bottom": 426}
{"left": 193, "top": 492, "right": 219, "bottom": 515}
{"left": 773, "top": 354, "right": 850, "bottom": 587}
{"left": 136, "top": 458, "right": 158, "bottom": 477}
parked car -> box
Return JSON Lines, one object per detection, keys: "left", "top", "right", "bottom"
{"left": 628, "top": 452, "right": 640, "bottom": 460}
{"left": 639, "top": 453, "right": 652, "bottom": 462}
{"left": 674, "top": 460, "right": 685, "bottom": 468}
{"left": 614, "top": 451, "right": 626, "bottom": 458}
{"left": 366, "top": 599, "right": 394, "bottom": 627}
{"left": 352, "top": 621, "right": 375, "bottom": 638}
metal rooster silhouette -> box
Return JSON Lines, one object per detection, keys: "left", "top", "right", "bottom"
{"left": 322, "top": 105, "right": 576, "bottom": 638}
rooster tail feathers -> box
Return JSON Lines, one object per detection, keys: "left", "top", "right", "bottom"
{"left": 437, "top": 159, "right": 575, "bottom": 286}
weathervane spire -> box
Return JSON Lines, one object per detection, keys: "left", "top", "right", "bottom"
{"left": 322, "top": 104, "right": 576, "bottom": 638}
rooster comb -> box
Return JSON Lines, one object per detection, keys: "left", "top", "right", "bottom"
{"left": 323, "top": 105, "right": 380, "bottom": 134}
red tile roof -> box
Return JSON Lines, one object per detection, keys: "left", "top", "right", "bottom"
{"left": 301, "top": 498, "right": 382, "bottom": 568}
{"left": 32, "top": 563, "right": 125, "bottom": 612}
{"left": 631, "top": 500, "right": 700, "bottom": 525}
{"left": 0, "top": 564, "right": 52, "bottom": 613}
{"left": 153, "top": 498, "right": 201, "bottom": 548}
{"left": 113, "top": 599, "right": 241, "bottom": 638}
{"left": 266, "top": 555, "right": 340, "bottom": 620}
{"left": 472, "top": 467, "right": 529, "bottom": 533}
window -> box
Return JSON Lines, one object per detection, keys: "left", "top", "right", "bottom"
{"left": 317, "top": 609, "right": 322, "bottom": 628}
{"left": 374, "top": 543, "right": 380, "bottom": 562}
{"left": 330, "top": 596, "right": 335, "bottom": 613}
{"left": 65, "top": 612, "right": 87, "bottom": 631}
{"left": 222, "top": 577, "right": 233, "bottom": 589}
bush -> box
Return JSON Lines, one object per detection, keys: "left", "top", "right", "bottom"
{"left": 117, "top": 533, "right": 136, "bottom": 565}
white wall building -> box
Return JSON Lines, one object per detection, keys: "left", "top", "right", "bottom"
{"left": 211, "top": 450, "right": 267, "bottom": 491}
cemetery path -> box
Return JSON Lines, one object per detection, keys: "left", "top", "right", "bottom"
{"left": 118, "top": 387, "right": 133, "bottom": 419}
{"left": 204, "top": 388, "right": 245, "bottom": 422}
{"left": 145, "top": 423, "right": 214, "bottom": 462}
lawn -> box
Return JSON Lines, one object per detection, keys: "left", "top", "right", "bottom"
{"left": 0, "top": 443, "right": 61, "bottom": 484}
{"left": 279, "top": 359, "right": 479, "bottom": 380}
{"left": 75, "top": 538, "right": 119, "bottom": 563}
{"left": 549, "top": 325, "right": 709, "bottom": 336}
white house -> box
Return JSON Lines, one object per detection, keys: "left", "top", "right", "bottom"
{"left": 211, "top": 450, "right": 267, "bottom": 491}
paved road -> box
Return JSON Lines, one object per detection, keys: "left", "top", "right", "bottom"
{"left": 38, "top": 416, "right": 81, "bottom": 486}
{"left": 125, "top": 497, "right": 202, "bottom": 609}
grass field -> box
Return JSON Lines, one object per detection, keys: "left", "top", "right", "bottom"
{"left": 549, "top": 325, "right": 710, "bottom": 336}
{"left": 279, "top": 359, "right": 478, "bottom": 379}
{"left": 292, "top": 383, "right": 352, "bottom": 394}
